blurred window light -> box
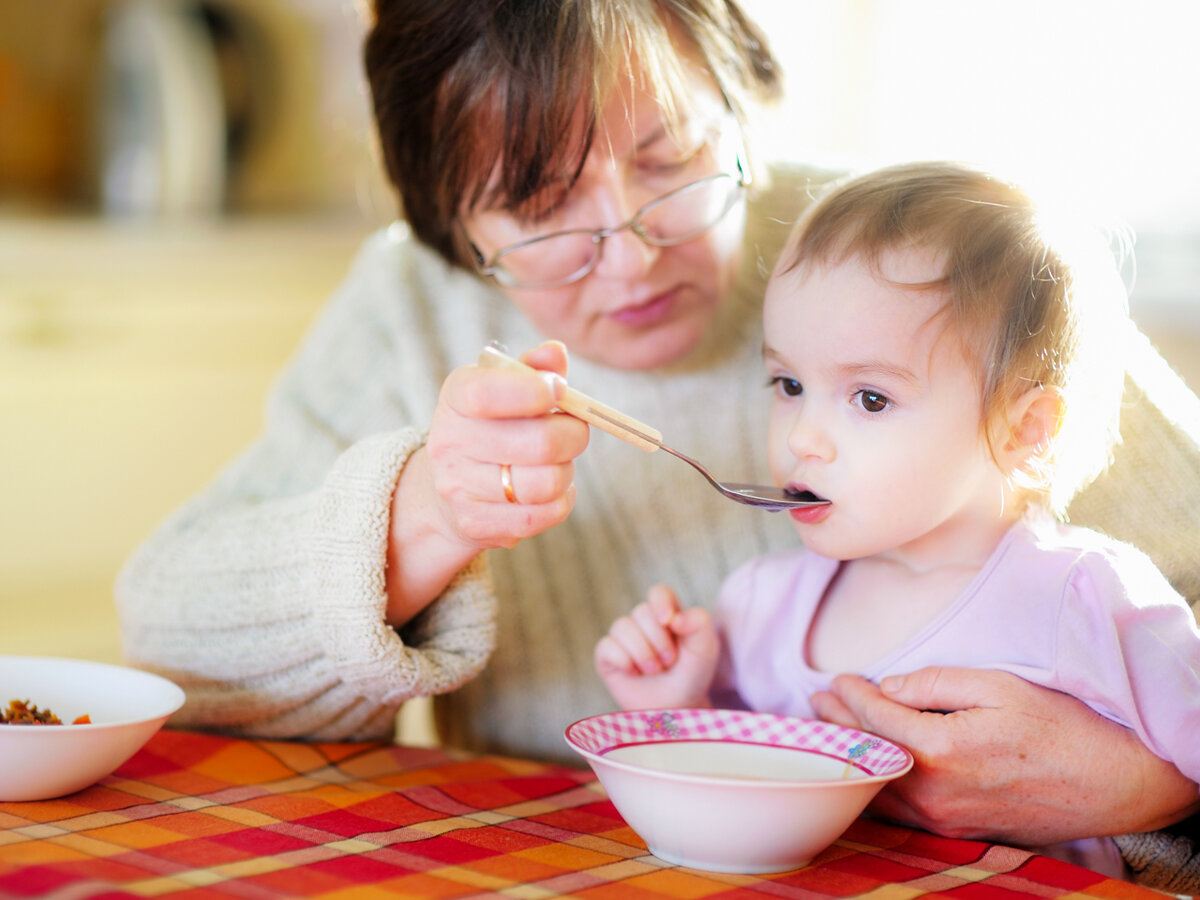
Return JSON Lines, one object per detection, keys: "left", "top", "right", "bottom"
{"left": 744, "top": 0, "right": 1200, "bottom": 313}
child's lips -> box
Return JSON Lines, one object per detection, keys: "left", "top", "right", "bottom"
{"left": 785, "top": 485, "right": 831, "bottom": 523}
{"left": 789, "top": 501, "right": 832, "bottom": 524}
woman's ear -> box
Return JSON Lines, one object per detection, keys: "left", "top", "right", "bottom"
{"left": 997, "top": 385, "right": 1064, "bottom": 470}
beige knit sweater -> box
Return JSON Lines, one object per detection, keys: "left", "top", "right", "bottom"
{"left": 115, "top": 166, "right": 1200, "bottom": 891}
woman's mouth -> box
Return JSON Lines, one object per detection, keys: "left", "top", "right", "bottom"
{"left": 609, "top": 289, "right": 678, "bottom": 328}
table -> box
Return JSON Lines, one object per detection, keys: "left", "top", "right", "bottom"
{"left": 0, "top": 730, "right": 1160, "bottom": 899}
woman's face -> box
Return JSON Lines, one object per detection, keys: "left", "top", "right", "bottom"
{"left": 459, "top": 67, "right": 745, "bottom": 371}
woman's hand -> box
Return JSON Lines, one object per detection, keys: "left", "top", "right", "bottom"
{"left": 385, "top": 341, "right": 590, "bottom": 625}
{"left": 811, "top": 668, "right": 1200, "bottom": 846}
{"left": 595, "top": 584, "right": 719, "bottom": 711}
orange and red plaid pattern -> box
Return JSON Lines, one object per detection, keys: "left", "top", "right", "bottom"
{"left": 0, "top": 730, "right": 1160, "bottom": 899}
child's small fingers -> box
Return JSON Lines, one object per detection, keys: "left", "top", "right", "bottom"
{"left": 594, "top": 635, "right": 636, "bottom": 675}
{"left": 646, "top": 584, "right": 681, "bottom": 625}
{"left": 606, "top": 616, "right": 666, "bottom": 675}
{"left": 669, "top": 606, "right": 712, "bottom": 636}
{"left": 630, "top": 603, "right": 677, "bottom": 667}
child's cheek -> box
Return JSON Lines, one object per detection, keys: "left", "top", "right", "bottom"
{"left": 766, "top": 415, "right": 794, "bottom": 486}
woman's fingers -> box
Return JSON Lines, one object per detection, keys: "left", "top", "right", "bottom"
{"left": 427, "top": 418, "right": 583, "bottom": 543}
{"left": 422, "top": 345, "right": 591, "bottom": 549}
{"left": 519, "top": 339, "right": 570, "bottom": 377}
{"left": 808, "top": 689, "right": 861, "bottom": 729}
{"left": 442, "top": 363, "right": 563, "bottom": 424}
{"left": 448, "top": 338, "right": 569, "bottom": 422}
{"left": 491, "top": 462, "right": 577, "bottom": 506}
{"left": 817, "top": 673, "right": 939, "bottom": 747}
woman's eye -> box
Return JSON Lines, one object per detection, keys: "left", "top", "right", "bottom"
{"left": 769, "top": 376, "right": 803, "bottom": 397}
{"left": 857, "top": 390, "right": 890, "bottom": 413}
{"left": 640, "top": 139, "right": 708, "bottom": 175}
{"left": 641, "top": 156, "right": 700, "bottom": 179}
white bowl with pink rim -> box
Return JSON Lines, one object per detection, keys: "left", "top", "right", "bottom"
{"left": 565, "top": 707, "right": 913, "bottom": 874}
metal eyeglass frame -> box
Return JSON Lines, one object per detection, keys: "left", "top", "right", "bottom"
{"left": 466, "top": 154, "right": 749, "bottom": 290}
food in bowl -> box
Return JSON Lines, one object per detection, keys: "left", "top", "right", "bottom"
{"left": 2, "top": 699, "right": 90, "bottom": 725}
{"left": 0, "top": 656, "right": 185, "bottom": 801}
{"left": 565, "top": 708, "right": 913, "bottom": 874}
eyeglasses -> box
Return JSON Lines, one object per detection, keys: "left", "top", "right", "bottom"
{"left": 467, "top": 163, "right": 749, "bottom": 290}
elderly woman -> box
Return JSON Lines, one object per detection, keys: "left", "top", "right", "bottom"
{"left": 117, "top": 0, "right": 1199, "bottom": 890}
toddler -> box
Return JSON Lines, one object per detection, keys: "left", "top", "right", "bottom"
{"left": 594, "top": 161, "right": 1200, "bottom": 877}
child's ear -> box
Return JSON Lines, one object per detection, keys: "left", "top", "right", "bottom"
{"left": 997, "top": 385, "right": 1064, "bottom": 469}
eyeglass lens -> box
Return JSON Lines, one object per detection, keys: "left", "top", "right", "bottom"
{"left": 492, "top": 174, "right": 743, "bottom": 288}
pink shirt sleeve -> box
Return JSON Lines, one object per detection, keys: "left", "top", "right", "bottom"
{"left": 1050, "top": 539, "right": 1200, "bottom": 784}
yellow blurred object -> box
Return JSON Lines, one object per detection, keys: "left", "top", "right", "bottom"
{"left": 0, "top": 216, "right": 367, "bottom": 663}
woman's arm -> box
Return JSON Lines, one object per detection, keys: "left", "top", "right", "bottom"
{"left": 116, "top": 232, "right": 580, "bottom": 740}
{"left": 811, "top": 668, "right": 1200, "bottom": 845}
{"left": 115, "top": 419, "right": 501, "bottom": 741}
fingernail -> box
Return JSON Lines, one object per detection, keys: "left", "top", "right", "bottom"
{"left": 880, "top": 675, "right": 903, "bottom": 694}
{"left": 541, "top": 371, "right": 566, "bottom": 398}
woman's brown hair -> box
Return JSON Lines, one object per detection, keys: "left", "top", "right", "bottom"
{"left": 364, "top": 0, "right": 781, "bottom": 268}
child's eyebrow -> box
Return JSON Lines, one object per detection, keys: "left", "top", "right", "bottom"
{"left": 841, "top": 361, "right": 920, "bottom": 386}
{"left": 762, "top": 344, "right": 918, "bottom": 384}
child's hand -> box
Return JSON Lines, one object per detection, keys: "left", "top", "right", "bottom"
{"left": 594, "top": 584, "right": 719, "bottom": 711}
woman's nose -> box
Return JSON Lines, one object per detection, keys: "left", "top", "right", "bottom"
{"left": 579, "top": 177, "right": 658, "bottom": 279}
{"left": 591, "top": 224, "right": 658, "bottom": 279}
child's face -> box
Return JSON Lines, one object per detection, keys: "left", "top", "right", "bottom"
{"left": 762, "top": 249, "right": 1013, "bottom": 565}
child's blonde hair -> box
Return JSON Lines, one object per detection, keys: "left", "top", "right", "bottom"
{"left": 782, "top": 161, "right": 1131, "bottom": 515}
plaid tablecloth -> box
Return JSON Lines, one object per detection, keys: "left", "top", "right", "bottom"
{"left": 0, "top": 729, "right": 1159, "bottom": 899}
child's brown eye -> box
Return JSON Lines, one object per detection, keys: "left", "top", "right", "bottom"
{"left": 770, "top": 376, "right": 802, "bottom": 397}
{"left": 858, "top": 391, "right": 889, "bottom": 412}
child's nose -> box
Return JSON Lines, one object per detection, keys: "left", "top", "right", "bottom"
{"left": 787, "top": 411, "right": 835, "bottom": 462}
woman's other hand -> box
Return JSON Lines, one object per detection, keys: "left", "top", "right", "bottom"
{"left": 386, "top": 341, "right": 590, "bottom": 625}
{"left": 595, "top": 584, "right": 719, "bottom": 711}
{"left": 810, "top": 668, "right": 1200, "bottom": 846}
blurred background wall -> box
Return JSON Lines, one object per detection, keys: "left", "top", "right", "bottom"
{"left": 1, "top": 0, "right": 390, "bottom": 662}
{"left": 0, "top": 0, "right": 390, "bottom": 217}
{"left": 2, "top": 0, "right": 1197, "bottom": 666}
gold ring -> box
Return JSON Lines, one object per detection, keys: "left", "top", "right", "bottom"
{"left": 500, "top": 463, "right": 517, "bottom": 504}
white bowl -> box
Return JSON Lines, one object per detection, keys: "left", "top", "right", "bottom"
{"left": 565, "top": 708, "right": 913, "bottom": 873}
{"left": 0, "top": 656, "right": 185, "bottom": 801}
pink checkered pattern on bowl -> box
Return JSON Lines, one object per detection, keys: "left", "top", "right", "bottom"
{"left": 565, "top": 709, "right": 912, "bottom": 777}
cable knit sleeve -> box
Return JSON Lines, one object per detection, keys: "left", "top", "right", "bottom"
{"left": 116, "top": 425, "right": 496, "bottom": 741}
{"left": 312, "top": 430, "right": 497, "bottom": 711}
{"left": 1115, "top": 829, "right": 1200, "bottom": 896}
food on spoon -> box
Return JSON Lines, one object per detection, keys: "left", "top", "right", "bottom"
{"left": 0, "top": 699, "right": 90, "bottom": 725}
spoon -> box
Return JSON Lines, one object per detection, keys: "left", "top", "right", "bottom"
{"left": 477, "top": 343, "right": 830, "bottom": 512}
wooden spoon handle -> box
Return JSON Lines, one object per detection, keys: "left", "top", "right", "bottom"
{"left": 477, "top": 344, "right": 662, "bottom": 452}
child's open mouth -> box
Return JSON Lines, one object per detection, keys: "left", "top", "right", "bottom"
{"left": 784, "top": 488, "right": 827, "bottom": 504}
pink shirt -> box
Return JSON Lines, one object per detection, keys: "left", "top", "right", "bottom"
{"left": 712, "top": 512, "right": 1200, "bottom": 784}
